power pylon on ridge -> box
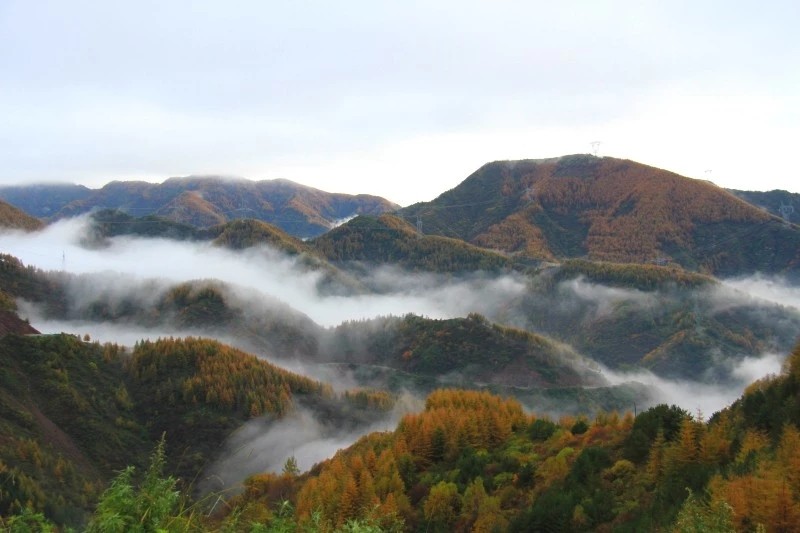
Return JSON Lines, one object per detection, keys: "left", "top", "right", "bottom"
{"left": 779, "top": 203, "right": 794, "bottom": 226}
{"left": 590, "top": 141, "right": 602, "bottom": 157}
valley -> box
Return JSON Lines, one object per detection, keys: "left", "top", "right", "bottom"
{"left": 1, "top": 155, "right": 799, "bottom": 530}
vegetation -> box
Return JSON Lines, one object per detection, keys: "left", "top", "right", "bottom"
{"left": 0, "top": 331, "right": 376, "bottom": 528}
{"left": 400, "top": 155, "right": 800, "bottom": 278}
{"left": 324, "top": 313, "right": 604, "bottom": 392}
{"left": 0, "top": 177, "right": 398, "bottom": 238}
{"left": 311, "top": 215, "right": 515, "bottom": 273}
{"left": 0, "top": 200, "right": 43, "bottom": 231}
{"left": 3, "top": 328, "right": 800, "bottom": 531}
{"left": 223, "top": 349, "right": 800, "bottom": 532}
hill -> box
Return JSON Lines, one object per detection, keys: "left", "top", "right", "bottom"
{"left": 8, "top": 341, "right": 800, "bottom": 531}
{"left": 0, "top": 199, "right": 43, "bottom": 231}
{"left": 509, "top": 260, "right": 800, "bottom": 381}
{"left": 730, "top": 188, "right": 800, "bottom": 224}
{"left": 221, "top": 347, "right": 800, "bottom": 532}
{"left": 322, "top": 313, "right": 606, "bottom": 391}
{"left": 6, "top": 249, "right": 798, "bottom": 387}
{"left": 0, "top": 183, "right": 92, "bottom": 218}
{"left": 311, "top": 214, "right": 517, "bottom": 273}
{"left": 0, "top": 177, "right": 398, "bottom": 239}
{"left": 401, "top": 155, "right": 800, "bottom": 278}
{"left": 0, "top": 331, "right": 397, "bottom": 527}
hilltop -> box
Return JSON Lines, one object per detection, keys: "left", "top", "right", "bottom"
{"left": 0, "top": 177, "right": 398, "bottom": 239}
{"left": 401, "top": 155, "right": 800, "bottom": 278}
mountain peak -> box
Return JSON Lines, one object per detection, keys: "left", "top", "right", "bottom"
{"left": 402, "top": 156, "right": 799, "bottom": 277}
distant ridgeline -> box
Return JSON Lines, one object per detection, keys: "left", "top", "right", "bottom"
{"left": 0, "top": 177, "right": 398, "bottom": 239}
{"left": 3, "top": 157, "right": 799, "bottom": 277}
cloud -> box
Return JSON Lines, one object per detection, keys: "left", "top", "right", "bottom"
{"left": 719, "top": 275, "right": 800, "bottom": 311}
{"left": 557, "top": 277, "right": 657, "bottom": 319}
{"left": 600, "top": 351, "right": 785, "bottom": 418}
{"left": 2, "top": 218, "right": 530, "bottom": 328}
{"left": 198, "top": 393, "right": 421, "bottom": 496}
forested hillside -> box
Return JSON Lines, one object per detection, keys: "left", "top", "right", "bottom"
{"left": 218, "top": 345, "right": 800, "bottom": 532}
{"left": 311, "top": 215, "right": 517, "bottom": 273}
{"left": 512, "top": 260, "right": 800, "bottom": 380}
{"left": 0, "top": 332, "right": 389, "bottom": 528}
{"left": 0, "top": 200, "right": 42, "bottom": 231}
{"left": 4, "top": 251, "right": 799, "bottom": 390}
{"left": 730, "top": 188, "right": 800, "bottom": 224}
{"left": 401, "top": 155, "right": 800, "bottom": 278}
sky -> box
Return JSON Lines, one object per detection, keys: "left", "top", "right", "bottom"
{"left": 1, "top": 1, "right": 798, "bottom": 206}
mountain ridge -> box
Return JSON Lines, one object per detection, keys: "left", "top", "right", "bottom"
{"left": 0, "top": 176, "right": 399, "bottom": 239}
{"left": 401, "top": 155, "right": 800, "bottom": 278}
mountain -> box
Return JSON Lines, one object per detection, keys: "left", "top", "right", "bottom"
{"left": 6, "top": 249, "right": 798, "bottom": 386}
{"left": 7, "top": 338, "right": 800, "bottom": 531}
{"left": 0, "top": 177, "right": 399, "bottom": 239}
{"left": 0, "top": 199, "right": 43, "bottom": 231}
{"left": 0, "top": 183, "right": 92, "bottom": 218}
{"left": 311, "top": 214, "right": 518, "bottom": 273}
{"left": 401, "top": 155, "right": 800, "bottom": 278}
{"left": 729, "top": 188, "right": 800, "bottom": 223}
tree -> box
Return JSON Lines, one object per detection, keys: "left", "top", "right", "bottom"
{"left": 86, "top": 437, "right": 191, "bottom": 533}
{"left": 672, "top": 489, "right": 735, "bottom": 533}
{"left": 423, "top": 481, "right": 460, "bottom": 532}
{"left": 282, "top": 455, "right": 300, "bottom": 477}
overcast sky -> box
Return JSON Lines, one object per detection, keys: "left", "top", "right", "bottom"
{"left": 1, "top": 1, "right": 798, "bottom": 206}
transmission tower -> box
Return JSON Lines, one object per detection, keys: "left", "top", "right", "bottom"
{"left": 590, "top": 141, "right": 602, "bottom": 157}
{"left": 779, "top": 203, "right": 794, "bottom": 226}
{"left": 416, "top": 214, "right": 423, "bottom": 235}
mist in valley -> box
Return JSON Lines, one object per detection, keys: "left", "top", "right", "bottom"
{"left": 3, "top": 217, "right": 800, "bottom": 484}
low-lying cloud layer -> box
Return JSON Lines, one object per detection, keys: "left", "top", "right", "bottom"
{"left": 3, "top": 219, "right": 800, "bottom": 421}
{"left": 600, "top": 351, "right": 785, "bottom": 418}
{"left": 2, "top": 218, "right": 526, "bottom": 327}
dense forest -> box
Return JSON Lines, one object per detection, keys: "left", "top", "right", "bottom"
{"left": 0, "top": 332, "right": 395, "bottom": 528}
{"left": 3, "top": 337, "right": 800, "bottom": 531}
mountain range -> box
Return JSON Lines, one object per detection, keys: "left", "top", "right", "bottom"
{"left": 4, "top": 155, "right": 797, "bottom": 278}
{"left": 2, "top": 155, "right": 800, "bottom": 530}
{"left": 0, "top": 177, "right": 398, "bottom": 239}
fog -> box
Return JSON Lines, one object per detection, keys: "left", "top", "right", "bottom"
{"left": 721, "top": 275, "right": 800, "bottom": 312}
{"left": 199, "top": 393, "right": 422, "bottom": 496}
{"left": 3, "top": 219, "right": 800, "bottom": 433}
{"left": 599, "top": 351, "right": 785, "bottom": 418}
{"left": 1, "top": 218, "right": 526, "bottom": 327}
